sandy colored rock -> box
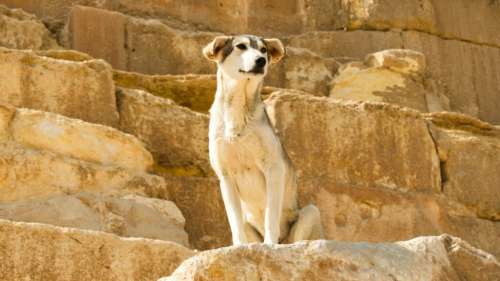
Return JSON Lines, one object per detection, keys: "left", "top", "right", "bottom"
{"left": 265, "top": 92, "right": 441, "bottom": 192}
{"left": 0, "top": 103, "right": 14, "bottom": 140}
{"left": 266, "top": 47, "right": 337, "bottom": 96}
{"left": 0, "top": 219, "right": 194, "bottom": 281}
{"left": 0, "top": 4, "right": 58, "bottom": 50}
{"left": 66, "top": 7, "right": 333, "bottom": 94}
{"left": 11, "top": 107, "right": 153, "bottom": 172}
{"left": 0, "top": 141, "right": 166, "bottom": 203}
{"left": 0, "top": 192, "right": 189, "bottom": 246}
{"left": 287, "top": 30, "right": 500, "bottom": 124}
{"left": 426, "top": 112, "right": 500, "bottom": 221}
{"left": 161, "top": 175, "right": 230, "bottom": 250}
{"left": 114, "top": 71, "right": 217, "bottom": 113}
{"left": 67, "top": 5, "right": 127, "bottom": 69}
{"left": 0, "top": 47, "right": 118, "bottom": 127}
{"left": 441, "top": 234, "right": 500, "bottom": 281}
{"left": 401, "top": 31, "right": 500, "bottom": 124}
{"left": 330, "top": 49, "right": 449, "bottom": 112}
{"left": 299, "top": 177, "right": 500, "bottom": 258}
{"left": 160, "top": 235, "right": 500, "bottom": 281}
{"left": 117, "top": 88, "right": 210, "bottom": 176}
{"left": 4, "top": 1, "right": 500, "bottom": 47}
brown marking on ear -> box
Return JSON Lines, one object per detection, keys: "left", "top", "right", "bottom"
{"left": 264, "top": 38, "right": 285, "bottom": 64}
{"left": 202, "top": 36, "right": 233, "bottom": 62}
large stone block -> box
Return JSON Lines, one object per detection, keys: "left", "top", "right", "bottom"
{"left": 0, "top": 141, "right": 166, "bottom": 203}
{"left": 0, "top": 5, "right": 59, "bottom": 50}
{"left": 160, "top": 235, "right": 500, "bottom": 281}
{"left": 265, "top": 92, "right": 441, "bottom": 192}
{"left": 117, "top": 88, "right": 210, "bottom": 176}
{"left": 298, "top": 177, "right": 500, "bottom": 258}
{"left": 11, "top": 108, "right": 153, "bottom": 172}
{"left": 330, "top": 49, "right": 449, "bottom": 112}
{"left": 287, "top": 30, "right": 500, "bottom": 124}
{"left": 66, "top": 7, "right": 336, "bottom": 95}
{"left": 161, "top": 175, "right": 231, "bottom": 250}
{"left": 67, "top": 5, "right": 127, "bottom": 69}
{"left": 0, "top": 47, "right": 118, "bottom": 127}
{"left": 426, "top": 112, "right": 500, "bottom": 221}
{"left": 0, "top": 219, "right": 194, "bottom": 281}
{"left": 401, "top": 31, "right": 500, "bottom": 124}
{"left": 114, "top": 71, "right": 217, "bottom": 113}
{"left": 0, "top": 193, "right": 189, "bottom": 246}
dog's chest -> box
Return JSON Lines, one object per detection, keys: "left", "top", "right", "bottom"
{"left": 213, "top": 123, "right": 271, "bottom": 172}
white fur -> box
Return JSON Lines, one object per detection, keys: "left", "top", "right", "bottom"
{"left": 204, "top": 35, "right": 324, "bottom": 245}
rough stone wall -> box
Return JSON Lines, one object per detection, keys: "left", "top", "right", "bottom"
{"left": 0, "top": 2, "right": 499, "bottom": 280}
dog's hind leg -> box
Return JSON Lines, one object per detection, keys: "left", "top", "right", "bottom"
{"left": 287, "top": 204, "right": 324, "bottom": 243}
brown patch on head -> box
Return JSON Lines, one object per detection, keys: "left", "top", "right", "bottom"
{"left": 202, "top": 36, "right": 233, "bottom": 62}
{"left": 264, "top": 38, "right": 286, "bottom": 64}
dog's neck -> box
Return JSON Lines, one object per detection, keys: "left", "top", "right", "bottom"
{"left": 213, "top": 69, "right": 264, "bottom": 134}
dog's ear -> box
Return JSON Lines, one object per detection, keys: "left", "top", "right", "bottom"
{"left": 264, "top": 38, "right": 285, "bottom": 64}
{"left": 203, "top": 36, "right": 232, "bottom": 62}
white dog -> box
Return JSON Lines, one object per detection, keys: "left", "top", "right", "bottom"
{"left": 203, "top": 35, "right": 324, "bottom": 245}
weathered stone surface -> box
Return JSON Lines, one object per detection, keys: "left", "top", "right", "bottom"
{"left": 287, "top": 30, "right": 500, "bottom": 124}
{"left": 298, "top": 177, "right": 500, "bottom": 258}
{"left": 426, "top": 112, "right": 500, "bottom": 221}
{"left": 4, "top": 1, "right": 500, "bottom": 47}
{"left": 117, "top": 88, "right": 210, "bottom": 176}
{"left": 267, "top": 47, "right": 337, "bottom": 96}
{"left": 66, "top": 7, "right": 334, "bottom": 95}
{"left": 161, "top": 175, "right": 230, "bottom": 250}
{"left": 401, "top": 31, "right": 500, "bottom": 125}
{"left": 265, "top": 92, "right": 441, "bottom": 192}
{"left": 160, "top": 235, "right": 500, "bottom": 281}
{"left": 0, "top": 219, "right": 194, "bottom": 281}
{"left": 67, "top": 5, "right": 127, "bottom": 69}
{"left": 0, "top": 47, "right": 118, "bottom": 127}
{"left": 11, "top": 108, "right": 153, "bottom": 172}
{"left": 0, "top": 193, "right": 189, "bottom": 246}
{"left": 0, "top": 141, "right": 167, "bottom": 203}
{"left": 0, "top": 103, "right": 14, "bottom": 140}
{"left": 330, "top": 49, "right": 449, "bottom": 112}
{"left": 114, "top": 71, "right": 216, "bottom": 113}
{"left": 0, "top": 5, "right": 58, "bottom": 50}
{"left": 442, "top": 234, "right": 500, "bottom": 281}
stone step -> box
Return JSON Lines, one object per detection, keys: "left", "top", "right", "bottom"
{"left": 266, "top": 92, "right": 500, "bottom": 223}
{"left": 117, "top": 87, "right": 211, "bottom": 177}
{"left": 64, "top": 5, "right": 337, "bottom": 96}
{"left": 286, "top": 30, "right": 500, "bottom": 125}
{"left": 2, "top": 0, "right": 499, "bottom": 47}
{"left": 0, "top": 47, "right": 118, "bottom": 127}
{"left": 0, "top": 219, "right": 194, "bottom": 281}
{"left": 0, "top": 192, "right": 189, "bottom": 247}
{"left": 1, "top": 103, "right": 152, "bottom": 172}
{"left": 0, "top": 102, "right": 166, "bottom": 200}
{"left": 159, "top": 235, "right": 500, "bottom": 281}
{"left": 61, "top": 4, "right": 500, "bottom": 125}
{"left": 0, "top": 4, "right": 59, "bottom": 50}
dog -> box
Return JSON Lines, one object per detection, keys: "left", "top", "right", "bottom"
{"left": 203, "top": 35, "right": 324, "bottom": 245}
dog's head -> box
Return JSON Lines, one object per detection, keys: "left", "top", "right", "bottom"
{"left": 203, "top": 35, "right": 285, "bottom": 79}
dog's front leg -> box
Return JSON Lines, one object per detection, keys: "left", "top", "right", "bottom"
{"left": 264, "top": 163, "right": 286, "bottom": 244}
{"left": 219, "top": 176, "right": 247, "bottom": 245}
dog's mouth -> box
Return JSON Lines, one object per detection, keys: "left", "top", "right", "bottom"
{"left": 238, "top": 68, "right": 264, "bottom": 75}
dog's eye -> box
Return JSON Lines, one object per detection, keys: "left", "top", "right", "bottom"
{"left": 236, "top": 44, "right": 247, "bottom": 50}
{"left": 260, "top": 47, "right": 267, "bottom": 53}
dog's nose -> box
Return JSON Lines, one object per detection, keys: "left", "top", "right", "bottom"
{"left": 255, "top": 57, "right": 266, "bottom": 68}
